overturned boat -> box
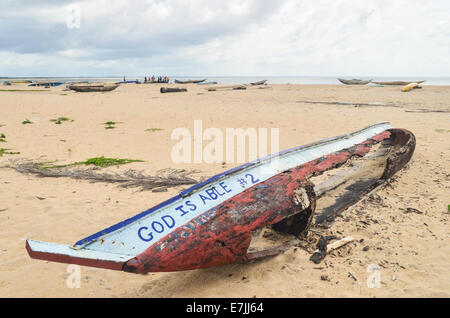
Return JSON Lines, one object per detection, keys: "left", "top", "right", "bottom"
{"left": 67, "top": 83, "right": 119, "bottom": 92}
{"left": 338, "top": 78, "right": 372, "bottom": 85}
{"left": 26, "top": 122, "right": 415, "bottom": 273}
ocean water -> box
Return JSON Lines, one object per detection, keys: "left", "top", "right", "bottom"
{"left": 2, "top": 76, "right": 450, "bottom": 86}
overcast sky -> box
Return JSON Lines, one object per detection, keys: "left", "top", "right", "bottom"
{"left": 1, "top": 0, "right": 449, "bottom": 77}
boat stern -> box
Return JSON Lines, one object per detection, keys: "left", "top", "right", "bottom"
{"left": 25, "top": 239, "right": 132, "bottom": 271}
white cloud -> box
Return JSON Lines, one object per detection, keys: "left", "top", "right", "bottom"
{"left": 0, "top": 0, "right": 449, "bottom": 76}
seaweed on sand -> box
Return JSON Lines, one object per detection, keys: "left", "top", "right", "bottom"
{"left": 8, "top": 159, "right": 199, "bottom": 191}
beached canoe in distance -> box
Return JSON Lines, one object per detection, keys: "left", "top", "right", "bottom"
{"left": 115, "top": 80, "right": 139, "bottom": 84}
{"left": 29, "top": 82, "right": 63, "bottom": 87}
{"left": 207, "top": 85, "right": 247, "bottom": 91}
{"left": 26, "top": 122, "right": 415, "bottom": 273}
{"left": 197, "top": 81, "right": 218, "bottom": 85}
{"left": 11, "top": 80, "right": 32, "bottom": 84}
{"left": 67, "top": 83, "right": 119, "bottom": 92}
{"left": 372, "top": 80, "right": 426, "bottom": 86}
{"left": 338, "top": 78, "right": 372, "bottom": 85}
{"left": 401, "top": 83, "right": 422, "bottom": 92}
{"left": 250, "top": 80, "right": 268, "bottom": 86}
{"left": 175, "top": 79, "right": 206, "bottom": 84}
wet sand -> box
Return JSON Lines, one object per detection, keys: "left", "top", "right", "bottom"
{"left": 0, "top": 83, "right": 449, "bottom": 297}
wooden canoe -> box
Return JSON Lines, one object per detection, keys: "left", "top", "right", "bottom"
{"left": 250, "top": 80, "right": 268, "bottom": 86}
{"left": 175, "top": 79, "right": 206, "bottom": 84}
{"left": 26, "top": 122, "right": 415, "bottom": 273}
{"left": 29, "top": 82, "right": 63, "bottom": 87}
{"left": 207, "top": 85, "right": 246, "bottom": 91}
{"left": 67, "top": 84, "right": 119, "bottom": 92}
{"left": 338, "top": 78, "right": 372, "bottom": 85}
{"left": 372, "top": 80, "right": 425, "bottom": 86}
{"left": 11, "top": 80, "right": 32, "bottom": 84}
{"left": 197, "top": 81, "right": 218, "bottom": 85}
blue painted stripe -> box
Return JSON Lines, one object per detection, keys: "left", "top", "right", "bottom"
{"left": 74, "top": 122, "right": 390, "bottom": 247}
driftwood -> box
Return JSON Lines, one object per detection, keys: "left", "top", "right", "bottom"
{"left": 160, "top": 87, "right": 187, "bottom": 93}
{"left": 310, "top": 236, "right": 356, "bottom": 264}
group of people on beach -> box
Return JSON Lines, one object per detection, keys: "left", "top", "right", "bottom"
{"left": 144, "top": 76, "right": 169, "bottom": 83}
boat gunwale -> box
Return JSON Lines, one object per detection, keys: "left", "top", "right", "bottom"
{"left": 74, "top": 121, "right": 391, "bottom": 248}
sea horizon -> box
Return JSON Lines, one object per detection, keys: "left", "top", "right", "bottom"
{"left": 2, "top": 75, "right": 450, "bottom": 86}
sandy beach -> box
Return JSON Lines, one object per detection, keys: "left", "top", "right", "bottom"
{"left": 0, "top": 82, "right": 449, "bottom": 297}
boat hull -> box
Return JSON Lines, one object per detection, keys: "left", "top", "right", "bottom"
{"left": 372, "top": 80, "right": 425, "bottom": 86}
{"left": 175, "top": 79, "right": 206, "bottom": 84}
{"left": 68, "top": 84, "right": 119, "bottom": 92}
{"left": 338, "top": 78, "right": 372, "bottom": 85}
{"left": 25, "top": 123, "right": 416, "bottom": 273}
{"left": 250, "top": 80, "right": 268, "bottom": 86}
{"left": 29, "top": 82, "right": 63, "bottom": 87}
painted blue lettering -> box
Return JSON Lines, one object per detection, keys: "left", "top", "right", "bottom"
{"left": 186, "top": 200, "right": 197, "bottom": 211}
{"left": 214, "top": 186, "right": 226, "bottom": 196}
{"left": 152, "top": 221, "right": 164, "bottom": 233}
{"left": 246, "top": 173, "right": 260, "bottom": 184}
{"left": 162, "top": 215, "right": 175, "bottom": 229}
{"left": 206, "top": 188, "right": 218, "bottom": 200}
{"left": 138, "top": 227, "right": 153, "bottom": 242}
{"left": 199, "top": 194, "right": 211, "bottom": 205}
{"left": 220, "top": 182, "right": 232, "bottom": 193}
{"left": 175, "top": 205, "right": 189, "bottom": 216}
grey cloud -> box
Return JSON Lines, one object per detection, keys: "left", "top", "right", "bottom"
{"left": 0, "top": 0, "right": 283, "bottom": 59}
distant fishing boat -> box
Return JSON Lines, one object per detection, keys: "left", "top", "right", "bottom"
{"left": 250, "top": 80, "right": 268, "bottom": 86}
{"left": 29, "top": 82, "right": 63, "bottom": 87}
{"left": 197, "top": 81, "right": 218, "bottom": 85}
{"left": 67, "top": 83, "right": 119, "bottom": 92}
{"left": 25, "top": 122, "right": 415, "bottom": 273}
{"left": 372, "top": 80, "right": 426, "bottom": 86}
{"left": 11, "top": 80, "right": 32, "bottom": 84}
{"left": 338, "top": 78, "right": 372, "bottom": 85}
{"left": 175, "top": 79, "right": 206, "bottom": 84}
{"left": 401, "top": 83, "right": 422, "bottom": 92}
{"left": 207, "top": 85, "right": 246, "bottom": 91}
{"left": 115, "top": 80, "right": 139, "bottom": 84}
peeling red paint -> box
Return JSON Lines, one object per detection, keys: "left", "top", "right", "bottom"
{"left": 123, "top": 129, "right": 415, "bottom": 274}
